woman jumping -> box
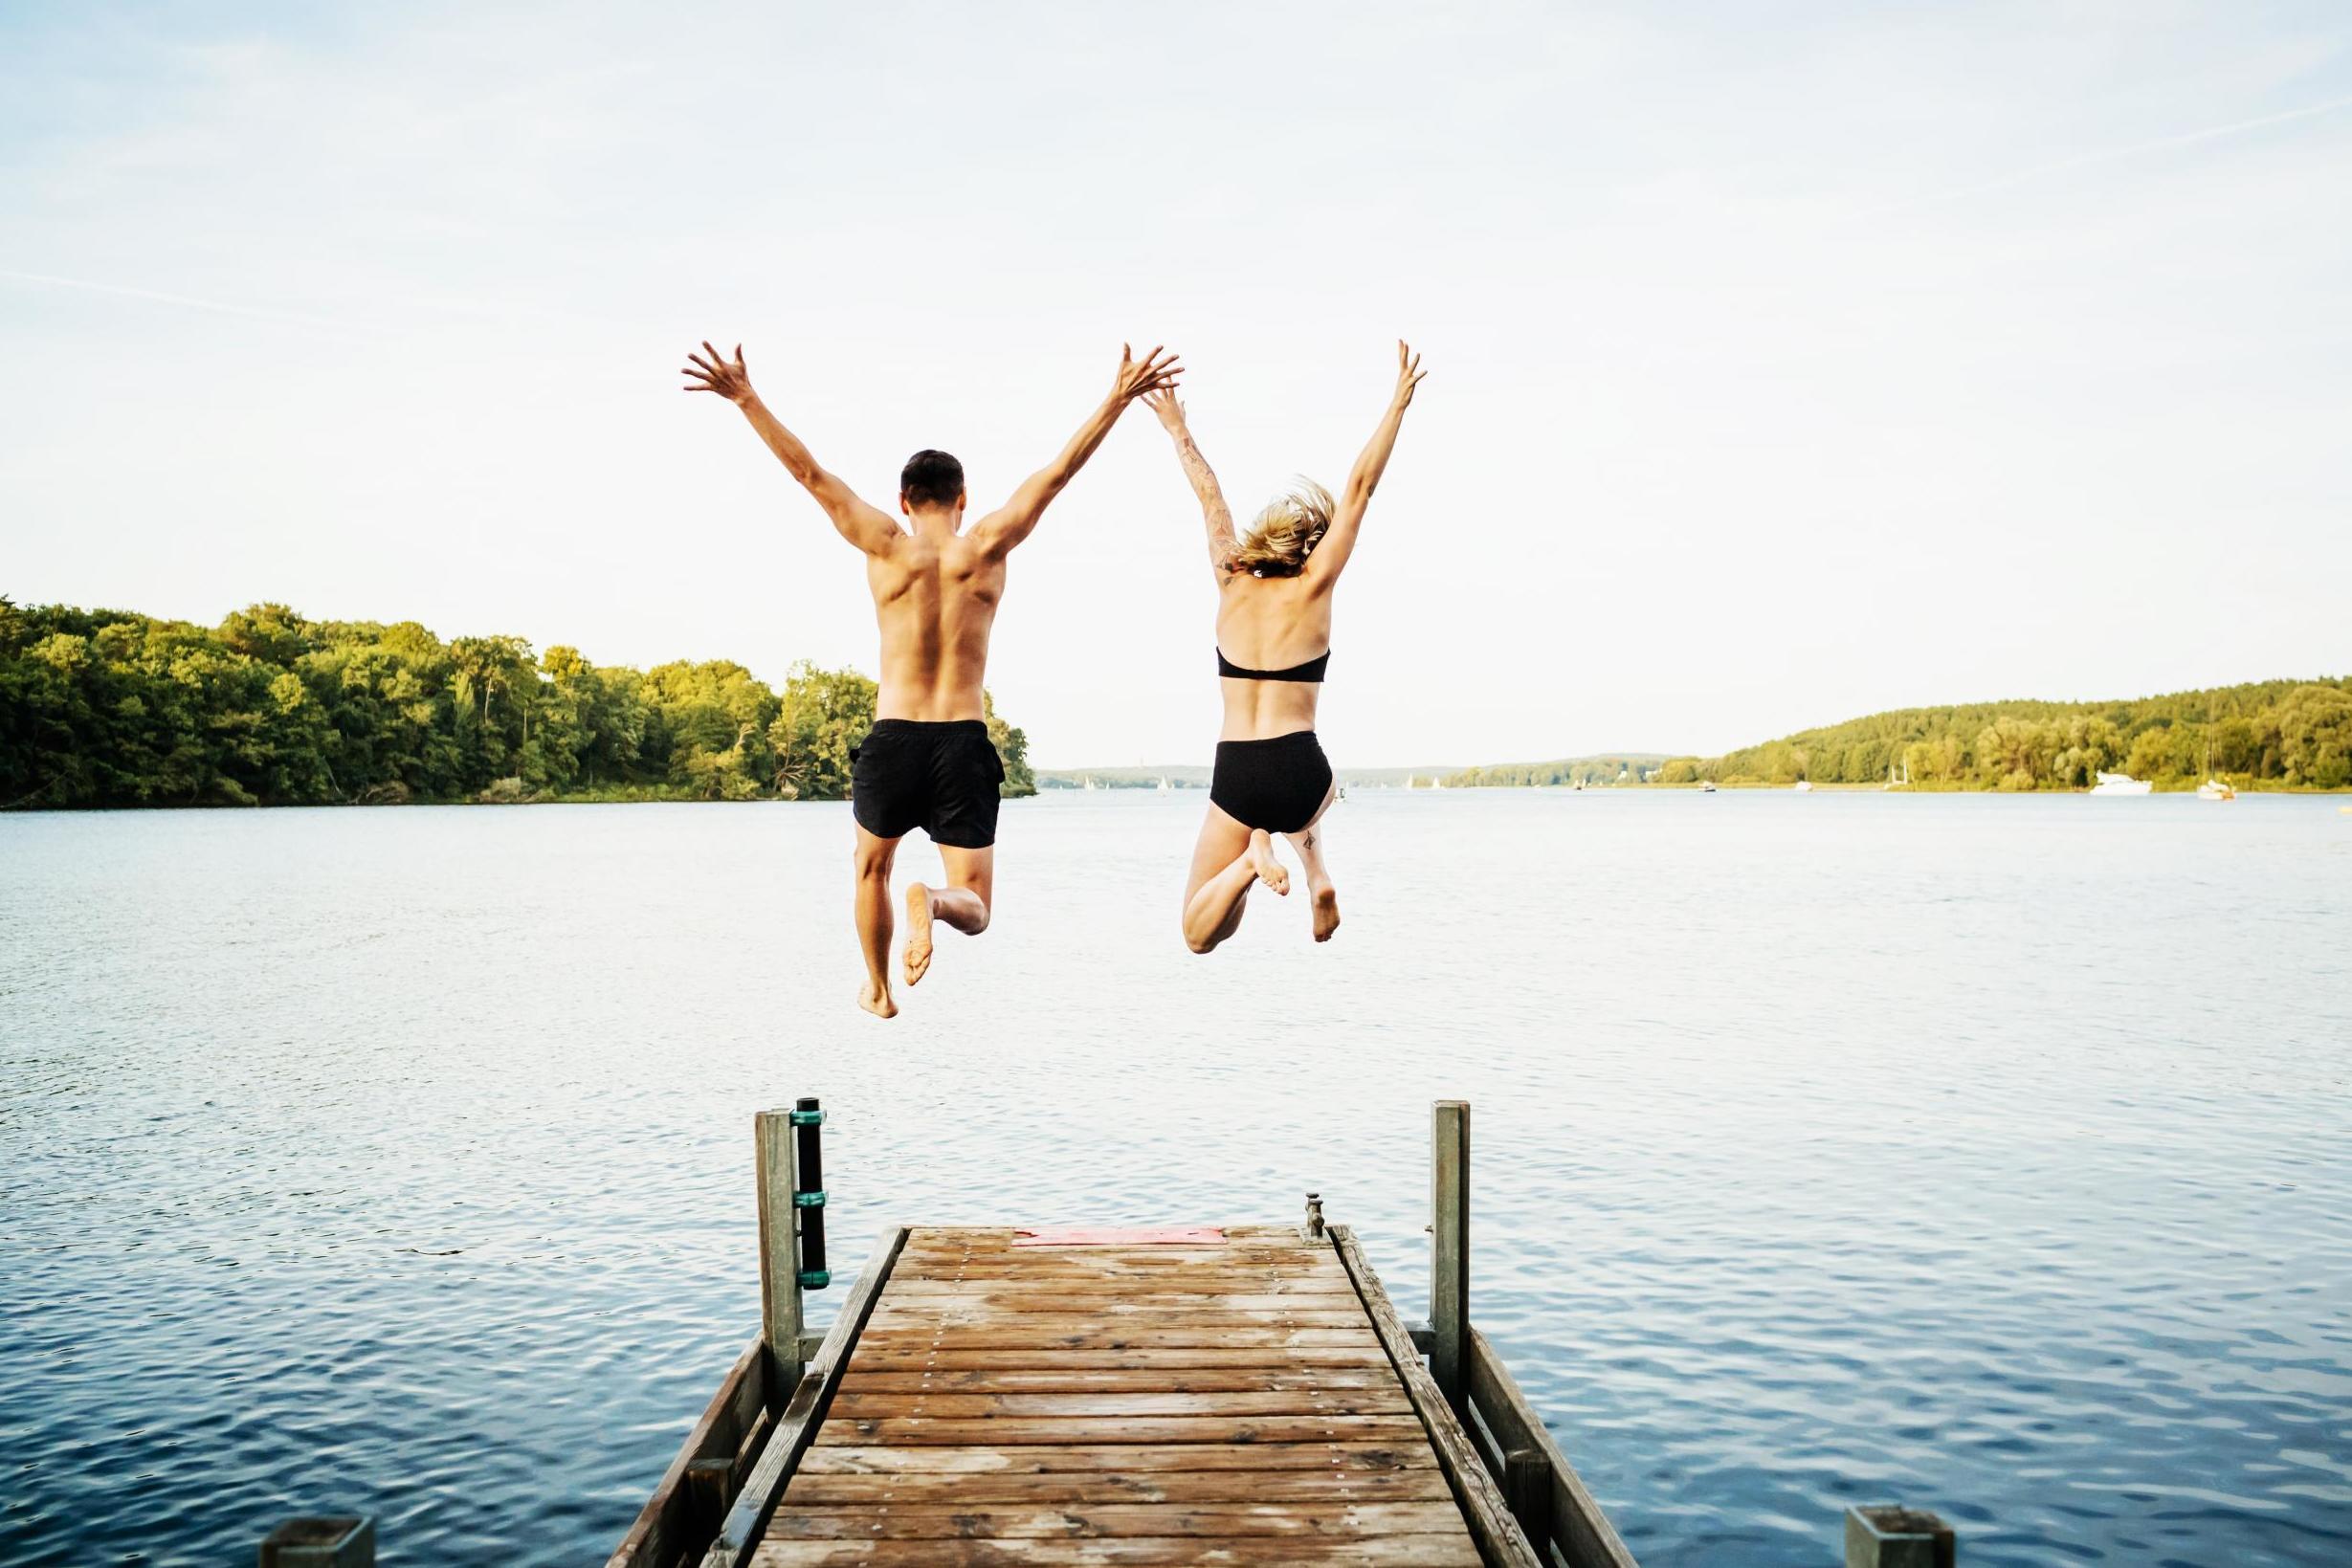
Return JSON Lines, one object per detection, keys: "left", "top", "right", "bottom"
{"left": 1143, "top": 342, "right": 1427, "bottom": 954}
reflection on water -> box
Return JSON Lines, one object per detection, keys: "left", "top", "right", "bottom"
{"left": 2, "top": 792, "right": 2348, "bottom": 1566}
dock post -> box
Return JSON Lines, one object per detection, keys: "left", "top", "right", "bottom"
{"left": 1432, "top": 1098, "right": 1471, "bottom": 1409}
{"left": 258, "top": 1517, "right": 373, "bottom": 1567}
{"left": 756, "top": 1104, "right": 810, "bottom": 1390}
{"left": 1844, "top": 1505, "right": 1955, "bottom": 1568}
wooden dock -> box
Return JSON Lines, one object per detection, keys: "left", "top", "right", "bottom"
{"left": 607, "top": 1100, "right": 1641, "bottom": 1568}
{"left": 263, "top": 1096, "right": 1963, "bottom": 1567}
{"left": 760, "top": 1223, "right": 1483, "bottom": 1564}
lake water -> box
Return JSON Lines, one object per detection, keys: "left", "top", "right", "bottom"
{"left": 2, "top": 790, "right": 2347, "bottom": 1566}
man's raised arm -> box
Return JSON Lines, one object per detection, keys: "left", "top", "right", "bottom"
{"left": 973, "top": 344, "right": 1183, "bottom": 556}
{"left": 682, "top": 342, "right": 900, "bottom": 556}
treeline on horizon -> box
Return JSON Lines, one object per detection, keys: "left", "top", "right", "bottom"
{"left": 1454, "top": 679, "right": 2352, "bottom": 792}
{"left": 1443, "top": 754, "right": 1670, "bottom": 788}
{"left": 0, "top": 599, "right": 1035, "bottom": 809}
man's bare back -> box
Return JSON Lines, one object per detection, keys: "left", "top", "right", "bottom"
{"left": 682, "top": 341, "right": 1181, "bottom": 1016}
{"left": 865, "top": 522, "right": 1003, "bottom": 723}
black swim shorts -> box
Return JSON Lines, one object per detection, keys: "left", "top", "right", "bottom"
{"left": 1210, "top": 729, "right": 1334, "bottom": 834}
{"left": 850, "top": 719, "right": 1005, "bottom": 848}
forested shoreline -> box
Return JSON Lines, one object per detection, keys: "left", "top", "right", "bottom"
{"left": 1453, "top": 679, "right": 2352, "bottom": 792}
{"left": 0, "top": 600, "right": 1034, "bottom": 809}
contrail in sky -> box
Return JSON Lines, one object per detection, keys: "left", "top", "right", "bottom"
{"left": 1869, "top": 93, "right": 2352, "bottom": 214}
{"left": 0, "top": 267, "right": 371, "bottom": 336}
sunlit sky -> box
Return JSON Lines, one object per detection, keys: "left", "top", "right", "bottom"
{"left": 5, "top": 3, "right": 2347, "bottom": 766}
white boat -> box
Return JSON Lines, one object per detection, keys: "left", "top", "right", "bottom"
{"left": 1157, "top": 776, "right": 1171, "bottom": 793}
{"left": 2197, "top": 778, "right": 2236, "bottom": 801}
{"left": 2091, "top": 771, "right": 2152, "bottom": 796}
{"left": 1792, "top": 780, "right": 1813, "bottom": 793}
{"left": 1700, "top": 781, "right": 1717, "bottom": 793}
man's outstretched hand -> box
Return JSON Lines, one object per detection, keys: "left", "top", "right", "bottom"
{"left": 1112, "top": 343, "right": 1183, "bottom": 405}
{"left": 682, "top": 342, "right": 756, "bottom": 405}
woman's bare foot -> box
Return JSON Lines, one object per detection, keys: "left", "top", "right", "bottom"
{"left": 858, "top": 980, "right": 899, "bottom": 1019}
{"left": 1311, "top": 883, "right": 1342, "bottom": 941}
{"left": 902, "top": 883, "right": 935, "bottom": 985}
{"left": 1248, "top": 830, "right": 1291, "bottom": 895}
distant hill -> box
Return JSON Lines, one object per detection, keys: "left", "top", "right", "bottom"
{"left": 1037, "top": 763, "right": 1466, "bottom": 790}
{"left": 1440, "top": 754, "right": 1675, "bottom": 787}
{"left": 1631, "top": 679, "right": 2344, "bottom": 792}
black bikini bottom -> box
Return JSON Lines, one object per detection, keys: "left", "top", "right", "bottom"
{"left": 1210, "top": 730, "right": 1333, "bottom": 834}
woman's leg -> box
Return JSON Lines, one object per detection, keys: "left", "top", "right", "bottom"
{"left": 1283, "top": 786, "right": 1342, "bottom": 943}
{"left": 1182, "top": 804, "right": 1287, "bottom": 954}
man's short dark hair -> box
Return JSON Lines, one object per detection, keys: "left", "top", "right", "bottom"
{"left": 900, "top": 450, "right": 965, "bottom": 509}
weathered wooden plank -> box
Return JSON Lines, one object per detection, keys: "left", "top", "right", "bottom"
{"left": 866, "top": 1307, "right": 1372, "bottom": 1330}
{"left": 885, "top": 1266, "right": 1346, "bottom": 1284}
{"left": 853, "top": 1327, "right": 1381, "bottom": 1351}
{"left": 826, "top": 1389, "right": 1412, "bottom": 1419}
{"left": 749, "top": 1535, "right": 1483, "bottom": 1565}
{"left": 761, "top": 1502, "right": 1471, "bottom": 1539}
{"left": 896, "top": 1226, "right": 1306, "bottom": 1245}
{"left": 841, "top": 1368, "right": 1398, "bottom": 1394}
{"left": 607, "top": 1333, "right": 769, "bottom": 1568}
{"left": 1469, "top": 1328, "right": 1641, "bottom": 1568}
{"left": 878, "top": 1287, "right": 1364, "bottom": 1307}
{"left": 700, "top": 1227, "right": 910, "bottom": 1568}
{"left": 796, "top": 1443, "right": 1436, "bottom": 1476}
{"left": 895, "top": 1246, "right": 1336, "bottom": 1264}
{"left": 1332, "top": 1226, "right": 1543, "bottom": 1568}
{"left": 782, "top": 1469, "right": 1455, "bottom": 1507}
{"left": 815, "top": 1415, "right": 1434, "bottom": 1447}
{"left": 843, "top": 1347, "right": 1393, "bottom": 1373}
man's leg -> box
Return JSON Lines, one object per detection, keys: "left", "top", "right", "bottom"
{"left": 904, "top": 845, "right": 993, "bottom": 985}
{"left": 853, "top": 826, "right": 902, "bottom": 1018}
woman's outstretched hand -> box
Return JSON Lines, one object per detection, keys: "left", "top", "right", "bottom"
{"left": 682, "top": 342, "right": 756, "bottom": 406}
{"left": 1392, "top": 341, "right": 1428, "bottom": 409}
{"left": 1143, "top": 387, "right": 1187, "bottom": 433}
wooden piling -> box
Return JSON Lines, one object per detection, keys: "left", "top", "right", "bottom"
{"left": 1431, "top": 1098, "right": 1470, "bottom": 1408}
{"left": 1844, "top": 1505, "right": 1956, "bottom": 1568}
{"left": 258, "top": 1517, "right": 373, "bottom": 1568}
{"left": 755, "top": 1110, "right": 805, "bottom": 1390}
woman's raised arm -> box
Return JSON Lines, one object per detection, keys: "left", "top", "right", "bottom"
{"left": 1143, "top": 389, "right": 1237, "bottom": 577}
{"left": 1307, "top": 341, "right": 1427, "bottom": 585}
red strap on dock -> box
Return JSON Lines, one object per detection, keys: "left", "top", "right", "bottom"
{"left": 1010, "top": 1226, "right": 1227, "bottom": 1247}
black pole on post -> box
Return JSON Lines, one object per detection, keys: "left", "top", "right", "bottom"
{"left": 793, "top": 1096, "right": 829, "bottom": 1288}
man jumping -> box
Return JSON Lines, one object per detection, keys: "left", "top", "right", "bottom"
{"left": 683, "top": 340, "right": 1181, "bottom": 1017}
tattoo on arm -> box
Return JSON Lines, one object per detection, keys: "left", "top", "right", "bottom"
{"left": 1174, "top": 432, "right": 1236, "bottom": 549}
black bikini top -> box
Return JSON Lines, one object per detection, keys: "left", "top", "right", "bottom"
{"left": 1216, "top": 647, "right": 1331, "bottom": 683}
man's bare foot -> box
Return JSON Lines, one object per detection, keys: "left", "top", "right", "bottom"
{"left": 1248, "top": 830, "right": 1290, "bottom": 895}
{"left": 858, "top": 980, "right": 899, "bottom": 1019}
{"left": 902, "top": 883, "right": 935, "bottom": 985}
{"left": 1311, "top": 884, "right": 1342, "bottom": 942}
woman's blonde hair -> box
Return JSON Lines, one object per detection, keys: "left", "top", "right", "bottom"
{"left": 1226, "top": 480, "right": 1333, "bottom": 577}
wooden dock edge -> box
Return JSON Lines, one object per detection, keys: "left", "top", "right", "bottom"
{"left": 698, "top": 1224, "right": 910, "bottom": 1568}
{"left": 604, "top": 1334, "right": 772, "bottom": 1568}
{"left": 1332, "top": 1225, "right": 1545, "bottom": 1568}
{"left": 1469, "top": 1327, "right": 1640, "bottom": 1568}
